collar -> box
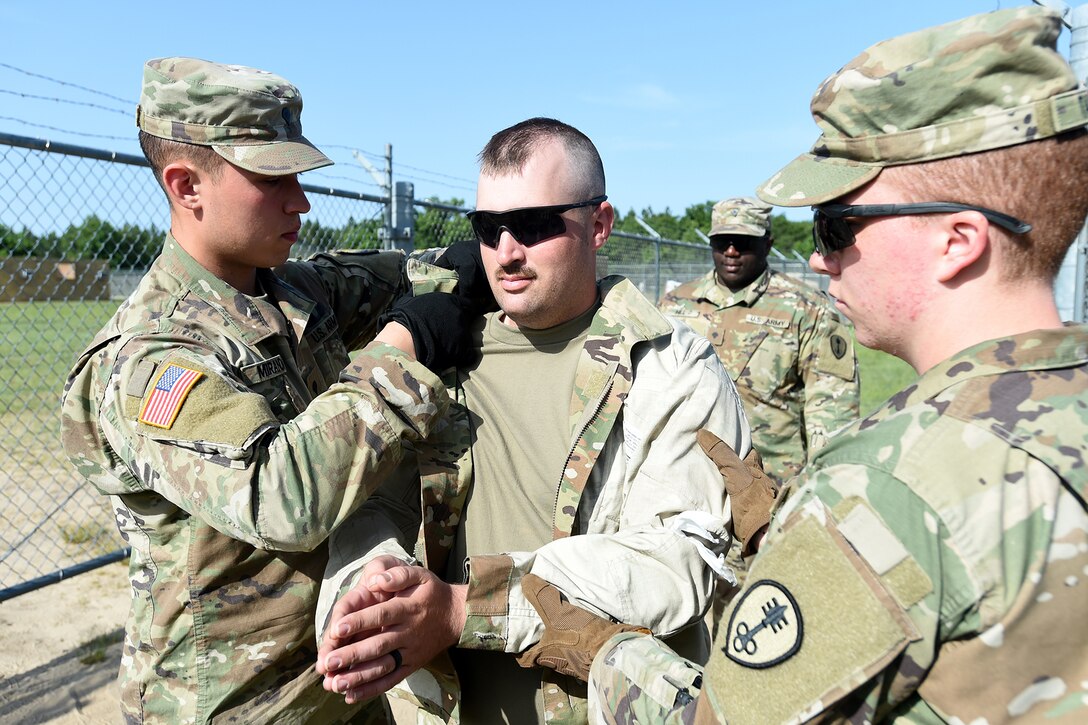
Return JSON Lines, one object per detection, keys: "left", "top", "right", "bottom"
{"left": 156, "top": 235, "right": 315, "bottom": 345}
{"left": 894, "top": 325, "right": 1088, "bottom": 407}
{"left": 689, "top": 268, "right": 771, "bottom": 309}
{"left": 594, "top": 275, "right": 674, "bottom": 343}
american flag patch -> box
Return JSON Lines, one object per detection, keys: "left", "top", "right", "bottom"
{"left": 138, "top": 364, "right": 204, "bottom": 429}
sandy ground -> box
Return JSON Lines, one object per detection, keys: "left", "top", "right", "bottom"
{"left": 0, "top": 562, "right": 129, "bottom": 724}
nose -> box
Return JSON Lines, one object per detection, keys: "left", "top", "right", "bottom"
{"left": 494, "top": 229, "right": 526, "bottom": 267}
{"left": 283, "top": 175, "right": 311, "bottom": 214}
{"left": 808, "top": 250, "right": 839, "bottom": 276}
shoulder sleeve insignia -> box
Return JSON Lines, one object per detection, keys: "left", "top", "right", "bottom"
{"left": 830, "top": 334, "right": 848, "bottom": 360}
{"left": 137, "top": 363, "right": 204, "bottom": 429}
{"left": 724, "top": 579, "right": 803, "bottom": 668}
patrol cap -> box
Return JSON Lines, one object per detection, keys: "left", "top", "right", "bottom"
{"left": 708, "top": 197, "right": 772, "bottom": 238}
{"left": 136, "top": 57, "right": 332, "bottom": 175}
{"left": 758, "top": 6, "right": 1088, "bottom": 207}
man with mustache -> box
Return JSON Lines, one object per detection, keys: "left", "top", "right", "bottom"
{"left": 316, "top": 117, "right": 757, "bottom": 723}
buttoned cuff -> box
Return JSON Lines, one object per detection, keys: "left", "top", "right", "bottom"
{"left": 458, "top": 554, "right": 515, "bottom": 651}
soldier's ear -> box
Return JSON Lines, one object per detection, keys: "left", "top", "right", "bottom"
{"left": 162, "top": 162, "right": 202, "bottom": 211}
{"left": 934, "top": 211, "right": 989, "bottom": 284}
{"left": 591, "top": 201, "right": 615, "bottom": 251}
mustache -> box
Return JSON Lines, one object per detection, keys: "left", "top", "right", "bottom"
{"left": 497, "top": 263, "right": 536, "bottom": 280}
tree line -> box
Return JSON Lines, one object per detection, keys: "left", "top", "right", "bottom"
{"left": 0, "top": 199, "right": 814, "bottom": 269}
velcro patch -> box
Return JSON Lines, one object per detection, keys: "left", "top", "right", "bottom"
{"left": 138, "top": 364, "right": 203, "bottom": 429}
{"left": 701, "top": 501, "right": 917, "bottom": 724}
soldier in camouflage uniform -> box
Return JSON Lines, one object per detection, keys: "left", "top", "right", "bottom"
{"left": 60, "top": 57, "right": 481, "bottom": 723}
{"left": 583, "top": 7, "right": 1088, "bottom": 722}
{"left": 659, "top": 197, "right": 859, "bottom": 487}
{"left": 315, "top": 118, "right": 755, "bottom": 724}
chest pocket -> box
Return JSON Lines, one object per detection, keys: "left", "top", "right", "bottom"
{"left": 240, "top": 355, "right": 295, "bottom": 422}
{"left": 712, "top": 313, "right": 799, "bottom": 407}
{"left": 711, "top": 325, "right": 769, "bottom": 383}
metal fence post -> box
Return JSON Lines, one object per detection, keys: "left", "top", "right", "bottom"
{"left": 383, "top": 144, "right": 394, "bottom": 250}
{"left": 392, "top": 181, "right": 415, "bottom": 253}
{"left": 634, "top": 217, "right": 663, "bottom": 300}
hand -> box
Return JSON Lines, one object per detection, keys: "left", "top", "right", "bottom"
{"left": 697, "top": 430, "right": 778, "bottom": 556}
{"left": 319, "top": 564, "right": 467, "bottom": 704}
{"left": 317, "top": 555, "right": 408, "bottom": 677}
{"left": 434, "top": 239, "right": 498, "bottom": 314}
{"left": 376, "top": 292, "right": 478, "bottom": 372}
{"left": 515, "top": 573, "right": 651, "bottom": 682}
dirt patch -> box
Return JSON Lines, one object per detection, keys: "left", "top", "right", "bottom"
{"left": 0, "top": 562, "right": 129, "bottom": 724}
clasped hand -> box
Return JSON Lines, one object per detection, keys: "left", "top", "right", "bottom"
{"left": 317, "top": 555, "right": 468, "bottom": 704}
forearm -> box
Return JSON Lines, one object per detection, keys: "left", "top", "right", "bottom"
{"left": 461, "top": 524, "right": 722, "bottom": 654}
{"left": 112, "top": 341, "right": 446, "bottom": 551}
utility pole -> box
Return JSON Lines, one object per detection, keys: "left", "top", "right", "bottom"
{"left": 353, "top": 145, "right": 397, "bottom": 251}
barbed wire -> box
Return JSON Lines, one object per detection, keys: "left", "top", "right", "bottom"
{"left": 0, "top": 116, "right": 134, "bottom": 142}
{"left": 395, "top": 161, "right": 476, "bottom": 186}
{"left": 306, "top": 170, "right": 384, "bottom": 189}
{"left": 397, "top": 172, "right": 476, "bottom": 195}
{"left": 0, "top": 63, "right": 477, "bottom": 199}
{"left": 320, "top": 144, "right": 387, "bottom": 161}
{"left": 0, "top": 62, "right": 132, "bottom": 105}
{"left": 0, "top": 88, "right": 131, "bottom": 116}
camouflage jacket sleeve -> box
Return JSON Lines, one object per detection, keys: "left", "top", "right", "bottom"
{"left": 461, "top": 320, "right": 752, "bottom": 654}
{"left": 316, "top": 454, "right": 423, "bottom": 640}
{"left": 314, "top": 255, "right": 463, "bottom": 639}
{"left": 587, "top": 462, "right": 942, "bottom": 724}
{"left": 85, "top": 339, "right": 448, "bottom": 552}
{"left": 685, "top": 463, "right": 943, "bottom": 724}
{"left": 274, "top": 250, "right": 406, "bottom": 351}
{"left": 797, "top": 302, "right": 860, "bottom": 455}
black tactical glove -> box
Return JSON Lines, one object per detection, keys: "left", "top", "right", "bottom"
{"left": 433, "top": 239, "right": 499, "bottom": 314}
{"left": 515, "top": 573, "right": 651, "bottom": 681}
{"left": 377, "top": 292, "right": 477, "bottom": 372}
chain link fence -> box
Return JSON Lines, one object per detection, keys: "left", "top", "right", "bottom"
{"left": 0, "top": 131, "right": 819, "bottom": 601}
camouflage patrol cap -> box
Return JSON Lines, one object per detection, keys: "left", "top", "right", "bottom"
{"left": 758, "top": 6, "right": 1088, "bottom": 207}
{"left": 708, "top": 197, "right": 772, "bottom": 238}
{"left": 136, "top": 57, "right": 332, "bottom": 175}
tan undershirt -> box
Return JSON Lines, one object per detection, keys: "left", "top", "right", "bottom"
{"left": 447, "top": 302, "right": 598, "bottom": 725}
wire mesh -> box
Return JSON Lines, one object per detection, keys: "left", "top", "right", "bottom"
{"left": 0, "top": 134, "right": 387, "bottom": 599}
{"left": 0, "top": 132, "right": 827, "bottom": 600}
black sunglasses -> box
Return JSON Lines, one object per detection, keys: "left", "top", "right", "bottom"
{"left": 466, "top": 195, "right": 607, "bottom": 248}
{"left": 709, "top": 235, "right": 768, "bottom": 255}
{"left": 812, "top": 202, "right": 1033, "bottom": 257}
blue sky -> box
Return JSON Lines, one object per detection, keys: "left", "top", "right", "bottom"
{"left": 1, "top": 1, "right": 1054, "bottom": 223}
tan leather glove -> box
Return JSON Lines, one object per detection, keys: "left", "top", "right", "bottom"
{"left": 697, "top": 429, "right": 778, "bottom": 557}
{"left": 515, "top": 573, "right": 651, "bottom": 681}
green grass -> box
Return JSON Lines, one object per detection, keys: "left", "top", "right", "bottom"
{"left": 856, "top": 343, "right": 917, "bottom": 415}
{"left": 0, "top": 300, "right": 118, "bottom": 410}
{"left": 77, "top": 631, "right": 124, "bottom": 666}
{"left": 1, "top": 299, "right": 916, "bottom": 441}
{"left": 59, "top": 521, "right": 112, "bottom": 546}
